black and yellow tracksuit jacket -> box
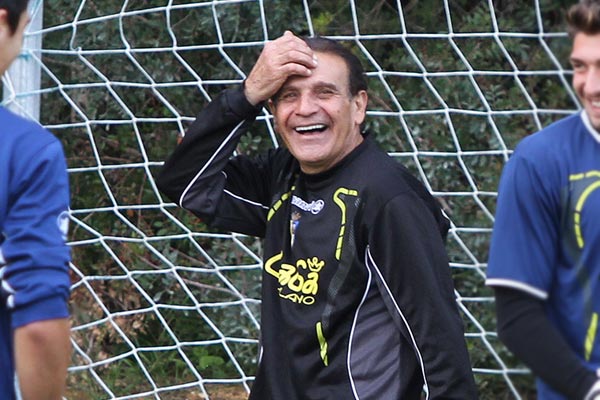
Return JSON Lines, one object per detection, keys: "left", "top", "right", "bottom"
{"left": 157, "top": 86, "right": 477, "bottom": 400}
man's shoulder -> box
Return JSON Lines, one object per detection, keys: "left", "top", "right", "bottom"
{"left": 359, "top": 138, "right": 425, "bottom": 194}
{"left": 516, "top": 113, "right": 583, "bottom": 155}
{"left": 353, "top": 140, "right": 441, "bottom": 216}
{"left": 0, "top": 107, "right": 59, "bottom": 150}
{"left": 0, "top": 108, "right": 65, "bottom": 186}
{"left": 354, "top": 140, "right": 449, "bottom": 237}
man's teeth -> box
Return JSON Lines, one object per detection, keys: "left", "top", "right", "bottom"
{"left": 295, "top": 124, "right": 327, "bottom": 133}
{"left": 592, "top": 100, "right": 600, "bottom": 107}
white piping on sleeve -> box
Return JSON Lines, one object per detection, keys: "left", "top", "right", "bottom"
{"left": 366, "top": 246, "right": 430, "bottom": 400}
{"left": 485, "top": 278, "right": 548, "bottom": 300}
{"left": 346, "top": 252, "right": 373, "bottom": 400}
{"left": 0, "top": 265, "right": 16, "bottom": 309}
{"left": 179, "top": 120, "right": 246, "bottom": 208}
{"left": 224, "top": 189, "right": 269, "bottom": 210}
{"left": 0, "top": 273, "right": 15, "bottom": 294}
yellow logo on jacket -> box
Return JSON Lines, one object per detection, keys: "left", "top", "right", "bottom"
{"left": 265, "top": 251, "right": 325, "bottom": 305}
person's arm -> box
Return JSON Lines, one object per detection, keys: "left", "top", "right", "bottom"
{"left": 156, "top": 31, "right": 317, "bottom": 235}
{"left": 2, "top": 130, "right": 72, "bottom": 399}
{"left": 14, "top": 318, "right": 71, "bottom": 400}
{"left": 367, "top": 191, "right": 477, "bottom": 399}
{"left": 485, "top": 142, "right": 600, "bottom": 398}
{"left": 156, "top": 85, "right": 266, "bottom": 227}
{"left": 494, "top": 286, "right": 598, "bottom": 399}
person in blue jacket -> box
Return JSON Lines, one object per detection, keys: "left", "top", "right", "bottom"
{"left": 0, "top": 1, "right": 72, "bottom": 399}
{"left": 487, "top": 1, "right": 600, "bottom": 399}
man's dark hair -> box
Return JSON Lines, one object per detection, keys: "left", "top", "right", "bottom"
{"left": 301, "top": 35, "right": 368, "bottom": 96}
{"left": 567, "top": 0, "right": 600, "bottom": 36}
{"left": 0, "top": 0, "right": 29, "bottom": 34}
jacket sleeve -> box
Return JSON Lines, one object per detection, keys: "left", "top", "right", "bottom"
{"left": 367, "top": 191, "right": 478, "bottom": 399}
{"left": 494, "top": 286, "right": 597, "bottom": 399}
{"left": 2, "top": 136, "right": 71, "bottom": 329}
{"left": 156, "top": 85, "right": 273, "bottom": 237}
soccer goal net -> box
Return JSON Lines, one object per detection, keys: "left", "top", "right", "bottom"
{"left": 5, "top": 0, "right": 578, "bottom": 399}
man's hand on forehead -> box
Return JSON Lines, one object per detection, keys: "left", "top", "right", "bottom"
{"left": 244, "top": 30, "right": 318, "bottom": 106}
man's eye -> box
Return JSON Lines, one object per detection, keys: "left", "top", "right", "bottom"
{"left": 280, "top": 92, "right": 297, "bottom": 101}
{"left": 317, "top": 89, "right": 335, "bottom": 97}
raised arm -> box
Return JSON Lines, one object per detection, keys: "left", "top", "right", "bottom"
{"left": 156, "top": 31, "right": 317, "bottom": 235}
{"left": 244, "top": 30, "right": 317, "bottom": 106}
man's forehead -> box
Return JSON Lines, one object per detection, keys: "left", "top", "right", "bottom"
{"left": 570, "top": 32, "right": 600, "bottom": 60}
{"left": 280, "top": 78, "right": 341, "bottom": 91}
{"left": 281, "top": 53, "right": 349, "bottom": 89}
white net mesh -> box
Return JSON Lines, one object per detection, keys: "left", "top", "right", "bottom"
{"left": 5, "top": 0, "right": 579, "bottom": 399}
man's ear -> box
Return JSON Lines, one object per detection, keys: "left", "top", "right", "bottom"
{"left": 0, "top": 9, "right": 10, "bottom": 39}
{"left": 267, "top": 98, "right": 276, "bottom": 114}
{"left": 267, "top": 99, "right": 278, "bottom": 129}
{"left": 353, "top": 90, "right": 368, "bottom": 126}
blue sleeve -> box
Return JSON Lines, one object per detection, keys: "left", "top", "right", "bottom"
{"left": 1, "top": 135, "right": 71, "bottom": 329}
{"left": 486, "top": 151, "right": 560, "bottom": 299}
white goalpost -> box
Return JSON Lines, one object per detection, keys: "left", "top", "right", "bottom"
{"left": 5, "top": 0, "right": 578, "bottom": 399}
{"left": 3, "top": 0, "right": 42, "bottom": 120}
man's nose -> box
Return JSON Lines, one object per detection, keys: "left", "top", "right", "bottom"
{"left": 295, "top": 93, "right": 318, "bottom": 115}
